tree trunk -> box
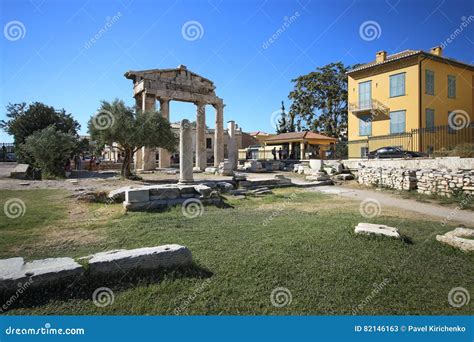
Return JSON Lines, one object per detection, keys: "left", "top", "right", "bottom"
{"left": 121, "top": 147, "right": 133, "bottom": 178}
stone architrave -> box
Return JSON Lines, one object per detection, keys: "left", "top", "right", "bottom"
{"left": 179, "top": 119, "right": 194, "bottom": 184}
{"left": 227, "top": 120, "right": 237, "bottom": 170}
{"left": 195, "top": 102, "right": 206, "bottom": 170}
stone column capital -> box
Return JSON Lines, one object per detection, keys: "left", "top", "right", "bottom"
{"left": 158, "top": 97, "right": 171, "bottom": 104}
{"left": 194, "top": 100, "right": 207, "bottom": 107}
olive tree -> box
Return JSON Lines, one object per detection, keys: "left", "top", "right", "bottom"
{"left": 88, "top": 99, "right": 177, "bottom": 178}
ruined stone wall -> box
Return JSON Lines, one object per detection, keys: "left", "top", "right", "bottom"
{"left": 358, "top": 167, "right": 474, "bottom": 196}
{"left": 357, "top": 168, "right": 417, "bottom": 191}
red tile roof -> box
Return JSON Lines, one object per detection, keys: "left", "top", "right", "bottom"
{"left": 347, "top": 49, "right": 474, "bottom": 74}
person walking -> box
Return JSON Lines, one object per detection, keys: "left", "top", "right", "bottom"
{"left": 271, "top": 147, "right": 277, "bottom": 160}
{"left": 278, "top": 147, "right": 282, "bottom": 160}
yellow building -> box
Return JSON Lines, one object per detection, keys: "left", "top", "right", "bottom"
{"left": 347, "top": 47, "right": 474, "bottom": 158}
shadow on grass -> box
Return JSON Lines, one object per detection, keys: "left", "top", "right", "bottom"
{"left": 0, "top": 263, "right": 213, "bottom": 312}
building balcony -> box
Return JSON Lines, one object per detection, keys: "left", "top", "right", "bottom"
{"left": 349, "top": 99, "right": 390, "bottom": 121}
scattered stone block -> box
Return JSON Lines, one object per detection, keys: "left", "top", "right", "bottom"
{"left": 0, "top": 245, "right": 193, "bottom": 293}
{"left": 108, "top": 186, "right": 132, "bottom": 202}
{"left": 178, "top": 184, "right": 198, "bottom": 198}
{"left": 81, "top": 244, "right": 192, "bottom": 276}
{"left": 204, "top": 167, "right": 217, "bottom": 174}
{"left": 334, "top": 174, "right": 354, "bottom": 181}
{"left": 306, "top": 173, "right": 331, "bottom": 181}
{"left": 193, "top": 167, "right": 203, "bottom": 173}
{"left": 218, "top": 161, "right": 233, "bottom": 176}
{"left": 148, "top": 185, "right": 180, "bottom": 200}
{"left": 436, "top": 228, "right": 474, "bottom": 252}
{"left": 125, "top": 188, "right": 149, "bottom": 203}
{"left": 355, "top": 223, "right": 401, "bottom": 239}
{"left": 309, "top": 160, "right": 323, "bottom": 171}
{"left": 194, "top": 184, "right": 212, "bottom": 199}
{"left": 229, "top": 189, "right": 248, "bottom": 196}
{"left": 0, "top": 257, "right": 83, "bottom": 292}
{"left": 233, "top": 173, "right": 247, "bottom": 181}
{"left": 10, "top": 164, "right": 30, "bottom": 180}
{"left": 217, "top": 182, "right": 234, "bottom": 192}
{"left": 244, "top": 160, "right": 263, "bottom": 172}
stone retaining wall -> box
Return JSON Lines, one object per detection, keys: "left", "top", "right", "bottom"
{"left": 358, "top": 167, "right": 474, "bottom": 196}
{"left": 326, "top": 157, "right": 474, "bottom": 171}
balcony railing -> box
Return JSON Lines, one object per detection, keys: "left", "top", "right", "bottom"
{"left": 349, "top": 99, "right": 390, "bottom": 120}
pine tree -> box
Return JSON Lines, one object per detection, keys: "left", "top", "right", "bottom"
{"left": 276, "top": 101, "right": 288, "bottom": 134}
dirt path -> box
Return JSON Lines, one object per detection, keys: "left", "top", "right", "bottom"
{"left": 308, "top": 185, "right": 474, "bottom": 227}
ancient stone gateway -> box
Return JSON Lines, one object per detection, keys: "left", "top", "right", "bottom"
{"left": 124, "top": 65, "right": 225, "bottom": 171}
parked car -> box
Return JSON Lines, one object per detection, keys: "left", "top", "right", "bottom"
{"left": 367, "top": 146, "right": 427, "bottom": 159}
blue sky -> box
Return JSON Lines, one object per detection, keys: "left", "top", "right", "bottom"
{"left": 0, "top": 0, "right": 473, "bottom": 142}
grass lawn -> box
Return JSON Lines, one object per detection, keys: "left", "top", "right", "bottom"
{"left": 0, "top": 187, "right": 472, "bottom": 315}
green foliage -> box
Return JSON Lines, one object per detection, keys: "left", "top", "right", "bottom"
{"left": 276, "top": 101, "right": 289, "bottom": 134}
{"left": 88, "top": 99, "right": 177, "bottom": 178}
{"left": 0, "top": 102, "right": 80, "bottom": 163}
{"left": 0, "top": 102, "right": 79, "bottom": 144}
{"left": 433, "top": 143, "right": 474, "bottom": 158}
{"left": 288, "top": 62, "right": 350, "bottom": 139}
{"left": 19, "top": 126, "right": 77, "bottom": 178}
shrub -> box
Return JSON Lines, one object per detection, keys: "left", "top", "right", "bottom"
{"left": 19, "top": 126, "right": 77, "bottom": 178}
{"left": 433, "top": 143, "right": 474, "bottom": 158}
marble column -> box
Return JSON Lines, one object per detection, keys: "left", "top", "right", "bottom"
{"left": 179, "top": 119, "right": 193, "bottom": 184}
{"left": 141, "top": 93, "right": 157, "bottom": 171}
{"left": 227, "top": 120, "right": 237, "bottom": 170}
{"left": 213, "top": 102, "right": 224, "bottom": 167}
{"left": 195, "top": 102, "right": 206, "bottom": 170}
{"left": 158, "top": 98, "right": 171, "bottom": 168}
{"left": 133, "top": 95, "right": 143, "bottom": 170}
{"left": 300, "top": 142, "right": 305, "bottom": 160}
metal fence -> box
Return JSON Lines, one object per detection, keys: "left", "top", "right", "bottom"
{"left": 348, "top": 124, "right": 473, "bottom": 158}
